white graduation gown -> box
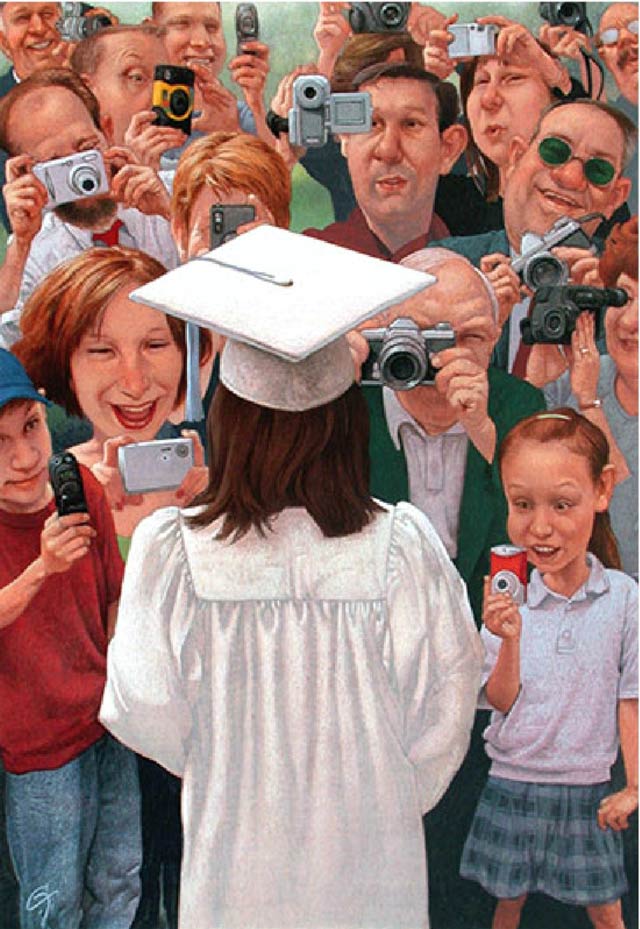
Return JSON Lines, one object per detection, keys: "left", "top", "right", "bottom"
{"left": 100, "top": 501, "right": 482, "bottom": 929}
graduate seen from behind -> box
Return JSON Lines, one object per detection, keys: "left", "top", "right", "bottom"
{"left": 461, "top": 409, "right": 637, "bottom": 929}
{"left": 100, "top": 229, "right": 483, "bottom": 929}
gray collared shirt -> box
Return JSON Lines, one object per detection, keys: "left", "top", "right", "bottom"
{"left": 480, "top": 555, "right": 638, "bottom": 784}
{"left": 383, "top": 388, "right": 468, "bottom": 559}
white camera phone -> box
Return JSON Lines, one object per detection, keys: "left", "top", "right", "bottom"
{"left": 118, "top": 438, "right": 194, "bottom": 495}
{"left": 32, "top": 149, "right": 110, "bottom": 210}
{"left": 448, "top": 23, "right": 498, "bottom": 58}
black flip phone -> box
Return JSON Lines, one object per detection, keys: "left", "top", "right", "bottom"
{"left": 48, "top": 452, "right": 88, "bottom": 516}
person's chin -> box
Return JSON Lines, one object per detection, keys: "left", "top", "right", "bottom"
{"left": 55, "top": 196, "right": 118, "bottom": 230}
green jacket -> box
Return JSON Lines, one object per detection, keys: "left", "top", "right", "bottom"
{"left": 365, "top": 367, "right": 545, "bottom": 623}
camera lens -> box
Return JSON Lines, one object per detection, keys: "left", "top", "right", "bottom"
{"left": 170, "top": 88, "right": 191, "bottom": 117}
{"left": 380, "top": 3, "right": 404, "bottom": 26}
{"left": 492, "top": 570, "right": 519, "bottom": 598}
{"left": 69, "top": 164, "right": 100, "bottom": 197}
{"left": 304, "top": 85, "right": 318, "bottom": 101}
{"left": 527, "top": 255, "right": 566, "bottom": 289}
{"left": 176, "top": 445, "right": 189, "bottom": 458}
{"left": 557, "top": 2, "right": 581, "bottom": 25}
{"left": 379, "top": 343, "right": 425, "bottom": 389}
{"left": 543, "top": 310, "right": 566, "bottom": 339}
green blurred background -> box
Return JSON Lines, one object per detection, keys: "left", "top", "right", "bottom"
{"left": 0, "top": 2, "right": 618, "bottom": 246}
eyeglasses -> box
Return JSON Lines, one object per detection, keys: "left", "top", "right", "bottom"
{"left": 537, "top": 136, "right": 616, "bottom": 187}
{"left": 598, "top": 20, "right": 638, "bottom": 45}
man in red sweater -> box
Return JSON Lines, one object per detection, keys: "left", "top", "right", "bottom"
{"left": 0, "top": 349, "right": 140, "bottom": 929}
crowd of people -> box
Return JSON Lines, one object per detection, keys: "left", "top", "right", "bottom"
{"left": 0, "top": 2, "right": 636, "bottom": 929}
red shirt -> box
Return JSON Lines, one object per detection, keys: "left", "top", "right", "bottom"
{"left": 0, "top": 466, "right": 124, "bottom": 773}
{"left": 304, "top": 206, "right": 449, "bottom": 262}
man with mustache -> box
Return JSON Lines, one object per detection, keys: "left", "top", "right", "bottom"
{"left": 304, "top": 61, "right": 466, "bottom": 261}
{"left": 0, "top": 68, "right": 178, "bottom": 348}
{"left": 432, "top": 99, "right": 636, "bottom": 374}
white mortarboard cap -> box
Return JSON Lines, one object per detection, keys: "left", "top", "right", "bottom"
{"left": 131, "top": 225, "right": 434, "bottom": 412}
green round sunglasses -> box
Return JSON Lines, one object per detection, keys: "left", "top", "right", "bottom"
{"left": 538, "top": 136, "right": 617, "bottom": 187}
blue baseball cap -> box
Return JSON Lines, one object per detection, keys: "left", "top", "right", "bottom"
{"left": 0, "top": 349, "right": 51, "bottom": 412}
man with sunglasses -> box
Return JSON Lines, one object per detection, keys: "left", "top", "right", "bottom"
{"left": 431, "top": 99, "right": 636, "bottom": 374}
{"left": 596, "top": 3, "right": 638, "bottom": 212}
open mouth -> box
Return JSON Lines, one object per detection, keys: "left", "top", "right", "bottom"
{"left": 111, "top": 401, "right": 159, "bottom": 432}
{"left": 530, "top": 545, "right": 560, "bottom": 561}
{"left": 375, "top": 175, "right": 408, "bottom": 195}
{"left": 183, "top": 56, "right": 215, "bottom": 69}
{"left": 483, "top": 125, "right": 506, "bottom": 140}
{"left": 538, "top": 186, "right": 583, "bottom": 212}
{"left": 28, "top": 40, "right": 55, "bottom": 51}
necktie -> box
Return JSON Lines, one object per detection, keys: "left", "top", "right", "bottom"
{"left": 92, "top": 219, "right": 123, "bottom": 248}
{"left": 511, "top": 340, "right": 531, "bottom": 380}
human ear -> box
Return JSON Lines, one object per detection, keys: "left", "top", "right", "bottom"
{"left": 503, "top": 135, "right": 529, "bottom": 182}
{"left": 100, "top": 114, "right": 115, "bottom": 147}
{"left": 0, "top": 31, "right": 11, "bottom": 62}
{"left": 606, "top": 176, "right": 632, "bottom": 217}
{"left": 438, "top": 124, "right": 467, "bottom": 175}
{"left": 595, "top": 464, "right": 616, "bottom": 510}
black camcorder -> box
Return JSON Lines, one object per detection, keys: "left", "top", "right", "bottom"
{"left": 520, "top": 285, "right": 628, "bottom": 345}
{"left": 348, "top": 2, "right": 410, "bottom": 33}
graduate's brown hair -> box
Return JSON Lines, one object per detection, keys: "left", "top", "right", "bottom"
{"left": 499, "top": 408, "right": 621, "bottom": 570}
{"left": 13, "top": 246, "right": 211, "bottom": 418}
{"left": 599, "top": 216, "right": 638, "bottom": 287}
{"left": 189, "top": 383, "right": 382, "bottom": 540}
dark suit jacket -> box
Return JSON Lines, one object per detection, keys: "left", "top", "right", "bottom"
{"left": 365, "top": 368, "right": 545, "bottom": 623}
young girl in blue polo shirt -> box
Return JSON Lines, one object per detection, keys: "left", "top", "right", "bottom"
{"left": 461, "top": 409, "right": 638, "bottom": 929}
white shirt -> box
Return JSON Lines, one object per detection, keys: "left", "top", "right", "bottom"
{"left": 383, "top": 387, "right": 467, "bottom": 558}
{"left": 100, "top": 502, "right": 482, "bottom": 929}
{"left": 0, "top": 204, "right": 179, "bottom": 348}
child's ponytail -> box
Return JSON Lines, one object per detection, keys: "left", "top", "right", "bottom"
{"left": 499, "top": 408, "right": 622, "bottom": 570}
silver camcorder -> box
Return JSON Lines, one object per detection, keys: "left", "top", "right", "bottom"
{"left": 448, "top": 23, "right": 498, "bottom": 58}
{"left": 361, "top": 319, "right": 455, "bottom": 390}
{"left": 288, "top": 75, "right": 372, "bottom": 148}
{"left": 118, "top": 438, "right": 194, "bottom": 495}
{"left": 511, "top": 215, "right": 594, "bottom": 291}
{"left": 32, "top": 149, "right": 110, "bottom": 210}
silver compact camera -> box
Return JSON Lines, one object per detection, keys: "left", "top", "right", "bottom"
{"left": 288, "top": 75, "right": 372, "bottom": 147}
{"left": 361, "top": 318, "right": 455, "bottom": 390}
{"left": 118, "top": 438, "right": 194, "bottom": 495}
{"left": 511, "top": 215, "right": 594, "bottom": 290}
{"left": 348, "top": 2, "right": 410, "bottom": 33}
{"left": 32, "top": 149, "right": 110, "bottom": 210}
{"left": 448, "top": 23, "right": 498, "bottom": 58}
{"left": 57, "top": 2, "right": 112, "bottom": 41}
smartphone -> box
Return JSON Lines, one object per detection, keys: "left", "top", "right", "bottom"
{"left": 117, "top": 438, "right": 194, "bottom": 495}
{"left": 48, "top": 452, "right": 88, "bottom": 516}
{"left": 210, "top": 204, "right": 256, "bottom": 249}
{"left": 235, "top": 3, "right": 259, "bottom": 54}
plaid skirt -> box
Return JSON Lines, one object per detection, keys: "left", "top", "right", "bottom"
{"left": 460, "top": 776, "right": 628, "bottom": 905}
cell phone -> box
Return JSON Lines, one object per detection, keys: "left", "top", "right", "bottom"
{"left": 235, "top": 3, "right": 259, "bottom": 54}
{"left": 48, "top": 452, "right": 88, "bottom": 516}
{"left": 32, "top": 149, "right": 110, "bottom": 211}
{"left": 152, "top": 65, "right": 195, "bottom": 136}
{"left": 448, "top": 23, "right": 498, "bottom": 58}
{"left": 209, "top": 204, "right": 256, "bottom": 249}
{"left": 117, "top": 438, "right": 194, "bottom": 495}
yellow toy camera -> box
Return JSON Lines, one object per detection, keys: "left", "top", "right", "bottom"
{"left": 152, "top": 65, "right": 195, "bottom": 135}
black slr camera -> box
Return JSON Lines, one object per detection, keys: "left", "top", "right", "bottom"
{"left": 361, "top": 318, "right": 455, "bottom": 390}
{"left": 539, "top": 2, "right": 591, "bottom": 35}
{"left": 152, "top": 66, "right": 195, "bottom": 135}
{"left": 48, "top": 452, "right": 88, "bottom": 517}
{"left": 520, "top": 285, "right": 628, "bottom": 345}
{"left": 349, "top": 2, "right": 410, "bottom": 33}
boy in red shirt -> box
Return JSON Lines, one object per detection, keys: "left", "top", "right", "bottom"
{"left": 0, "top": 349, "right": 141, "bottom": 929}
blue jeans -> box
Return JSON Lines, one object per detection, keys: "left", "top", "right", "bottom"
{"left": 5, "top": 735, "right": 141, "bottom": 929}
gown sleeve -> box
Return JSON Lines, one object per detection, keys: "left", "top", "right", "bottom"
{"left": 99, "top": 507, "right": 201, "bottom": 777}
{"left": 386, "top": 502, "right": 484, "bottom": 814}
